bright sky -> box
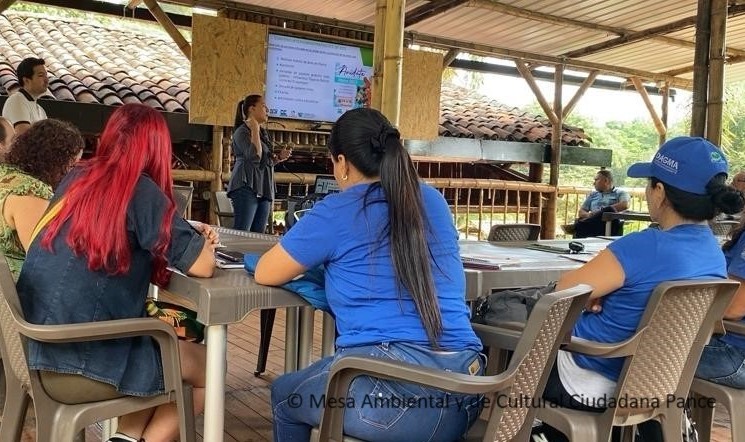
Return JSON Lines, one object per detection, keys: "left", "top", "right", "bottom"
{"left": 451, "top": 69, "right": 693, "bottom": 126}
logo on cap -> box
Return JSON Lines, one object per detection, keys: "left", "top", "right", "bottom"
{"left": 711, "top": 151, "right": 724, "bottom": 163}
{"left": 654, "top": 152, "right": 679, "bottom": 175}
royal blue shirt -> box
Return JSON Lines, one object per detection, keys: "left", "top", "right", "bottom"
{"left": 722, "top": 233, "right": 745, "bottom": 348}
{"left": 280, "top": 182, "right": 481, "bottom": 351}
{"left": 572, "top": 224, "right": 727, "bottom": 381}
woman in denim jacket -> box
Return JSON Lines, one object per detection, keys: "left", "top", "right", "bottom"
{"left": 18, "top": 104, "right": 218, "bottom": 442}
{"left": 256, "top": 108, "right": 484, "bottom": 442}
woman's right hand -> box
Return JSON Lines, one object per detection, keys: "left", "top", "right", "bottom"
{"left": 247, "top": 117, "right": 260, "bottom": 133}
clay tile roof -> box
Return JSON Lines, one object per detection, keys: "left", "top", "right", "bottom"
{"left": 1, "top": 12, "right": 592, "bottom": 138}
{"left": 0, "top": 12, "right": 189, "bottom": 111}
{"left": 439, "top": 86, "right": 592, "bottom": 146}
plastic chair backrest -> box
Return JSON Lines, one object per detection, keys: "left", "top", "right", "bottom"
{"left": 0, "top": 255, "right": 31, "bottom": 387}
{"left": 488, "top": 223, "right": 541, "bottom": 242}
{"left": 213, "top": 191, "right": 234, "bottom": 228}
{"left": 173, "top": 185, "right": 194, "bottom": 218}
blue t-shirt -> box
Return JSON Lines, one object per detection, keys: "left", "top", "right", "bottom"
{"left": 722, "top": 233, "right": 745, "bottom": 348}
{"left": 572, "top": 224, "right": 727, "bottom": 381}
{"left": 581, "top": 188, "right": 630, "bottom": 212}
{"left": 280, "top": 182, "right": 481, "bottom": 351}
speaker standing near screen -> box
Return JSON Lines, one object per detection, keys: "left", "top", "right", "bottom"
{"left": 227, "top": 94, "right": 292, "bottom": 232}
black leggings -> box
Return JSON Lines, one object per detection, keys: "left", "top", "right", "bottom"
{"left": 541, "top": 361, "right": 663, "bottom": 442}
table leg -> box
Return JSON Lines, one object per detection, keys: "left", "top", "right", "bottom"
{"left": 284, "top": 307, "right": 299, "bottom": 373}
{"left": 321, "top": 312, "right": 335, "bottom": 358}
{"left": 203, "top": 324, "right": 227, "bottom": 442}
{"left": 297, "top": 306, "right": 314, "bottom": 369}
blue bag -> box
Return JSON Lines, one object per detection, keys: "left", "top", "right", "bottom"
{"left": 243, "top": 252, "right": 332, "bottom": 314}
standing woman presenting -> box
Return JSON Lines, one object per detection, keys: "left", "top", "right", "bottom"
{"left": 227, "top": 94, "right": 291, "bottom": 232}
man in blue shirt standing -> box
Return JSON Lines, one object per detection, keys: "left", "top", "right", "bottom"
{"left": 574, "top": 169, "right": 630, "bottom": 238}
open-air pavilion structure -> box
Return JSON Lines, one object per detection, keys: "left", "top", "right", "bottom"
{"left": 0, "top": 0, "right": 736, "bottom": 236}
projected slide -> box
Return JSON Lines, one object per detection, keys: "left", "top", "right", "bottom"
{"left": 266, "top": 34, "right": 373, "bottom": 123}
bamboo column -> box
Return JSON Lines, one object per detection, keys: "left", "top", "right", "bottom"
{"left": 545, "top": 64, "right": 563, "bottom": 239}
{"left": 631, "top": 77, "right": 666, "bottom": 141}
{"left": 660, "top": 83, "right": 669, "bottom": 145}
{"left": 0, "top": 0, "right": 16, "bottom": 14}
{"left": 528, "top": 164, "right": 543, "bottom": 225}
{"left": 691, "top": 0, "right": 712, "bottom": 137}
{"left": 707, "top": 0, "right": 727, "bottom": 145}
{"left": 210, "top": 126, "right": 224, "bottom": 225}
{"left": 379, "top": 0, "right": 406, "bottom": 125}
{"left": 141, "top": 0, "right": 191, "bottom": 60}
{"left": 371, "top": 0, "right": 387, "bottom": 110}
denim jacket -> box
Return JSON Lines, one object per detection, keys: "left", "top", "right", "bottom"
{"left": 18, "top": 172, "right": 205, "bottom": 396}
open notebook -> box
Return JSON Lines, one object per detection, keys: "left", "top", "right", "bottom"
{"left": 461, "top": 254, "right": 521, "bottom": 270}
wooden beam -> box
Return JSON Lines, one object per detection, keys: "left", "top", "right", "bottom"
{"left": 563, "top": 70, "right": 598, "bottom": 118}
{"left": 126, "top": 0, "right": 143, "bottom": 8}
{"left": 209, "top": 126, "right": 223, "bottom": 225}
{"left": 561, "top": 4, "right": 745, "bottom": 59}
{"left": 691, "top": 0, "right": 712, "bottom": 137}
{"left": 631, "top": 77, "right": 666, "bottom": 137}
{"left": 660, "top": 83, "right": 669, "bottom": 145}
{"left": 417, "top": 34, "right": 694, "bottom": 89}
{"left": 515, "top": 60, "right": 558, "bottom": 124}
{"left": 707, "top": 0, "right": 728, "bottom": 145}
{"left": 468, "top": 0, "right": 730, "bottom": 55}
{"left": 0, "top": 0, "right": 16, "bottom": 14}
{"left": 442, "top": 49, "right": 460, "bottom": 68}
{"left": 404, "top": 0, "right": 467, "bottom": 28}
{"left": 141, "top": 0, "right": 191, "bottom": 60}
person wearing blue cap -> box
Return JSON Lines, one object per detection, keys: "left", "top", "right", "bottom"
{"left": 535, "top": 137, "right": 744, "bottom": 442}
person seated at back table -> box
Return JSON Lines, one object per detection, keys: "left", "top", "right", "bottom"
{"left": 256, "top": 108, "right": 484, "bottom": 442}
{"left": 540, "top": 137, "right": 744, "bottom": 442}
{"left": 0, "top": 119, "right": 83, "bottom": 279}
{"left": 573, "top": 169, "right": 630, "bottom": 238}
{"left": 17, "top": 104, "right": 218, "bottom": 442}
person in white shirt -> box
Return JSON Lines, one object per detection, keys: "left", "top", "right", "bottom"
{"left": 2, "top": 57, "right": 49, "bottom": 136}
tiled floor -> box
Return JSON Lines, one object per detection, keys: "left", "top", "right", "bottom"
{"left": 2, "top": 309, "right": 736, "bottom": 441}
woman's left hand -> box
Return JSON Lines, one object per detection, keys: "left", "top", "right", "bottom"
{"left": 196, "top": 223, "right": 220, "bottom": 248}
{"left": 277, "top": 147, "right": 292, "bottom": 162}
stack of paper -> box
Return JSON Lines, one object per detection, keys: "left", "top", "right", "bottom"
{"left": 461, "top": 254, "right": 521, "bottom": 270}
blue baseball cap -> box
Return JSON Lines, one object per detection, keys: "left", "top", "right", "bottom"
{"left": 627, "top": 136, "right": 728, "bottom": 195}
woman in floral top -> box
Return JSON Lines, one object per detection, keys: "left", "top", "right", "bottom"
{"left": 0, "top": 119, "right": 83, "bottom": 277}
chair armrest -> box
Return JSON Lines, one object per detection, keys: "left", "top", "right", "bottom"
{"left": 472, "top": 322, "right": 523, "bottom": 351}
{"left": 16, "top": 316, "right": 185, "bottom": 392}
{"left": 16, "top": 316, "right": 178, "bottom": 343}
{"left": 724, "top": 319, "right": 745, "bottom": 335}
{"left": 317, "top": 355, "right": 512, "bottom": 442}
{"left": 562, "top": 328, "right": 646, "bottom": 358}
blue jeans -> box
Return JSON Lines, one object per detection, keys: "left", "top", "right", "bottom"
{"left": 229, "top": 186, "right": 271, "bottom": 233}
{"left": 271, "top": 342, "right": 485, "bottom": 442}
{"left": 695, "top": 335, "right": 745, "bottom": 388}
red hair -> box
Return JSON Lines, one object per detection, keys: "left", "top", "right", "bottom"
{"left": 41, "top": 104, "right": 176, "bottom": 286}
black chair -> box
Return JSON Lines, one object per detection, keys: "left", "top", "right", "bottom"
{"left": 173, "top": 184, "right": 193, "bottom": 218}
{"left": 487, "top": 223, "right": 541, "bottom": 242}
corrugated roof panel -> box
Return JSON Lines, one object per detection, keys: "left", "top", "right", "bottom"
{"left": 580, "top": 40, "right": 694, "bottom": 72}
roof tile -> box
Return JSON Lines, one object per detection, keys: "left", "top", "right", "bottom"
{"left": 0, "top": 12, "right": 591, "bottom": 145}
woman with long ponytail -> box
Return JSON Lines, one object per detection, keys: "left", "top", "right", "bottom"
{"left": 256, "top": 108, "right": 483, "bottom": 442}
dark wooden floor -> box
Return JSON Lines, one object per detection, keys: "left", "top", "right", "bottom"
{"left": 3, "top": 309, "right": 736, "bottom": 441}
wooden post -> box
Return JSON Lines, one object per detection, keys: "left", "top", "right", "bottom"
{"left": 514, "top": 60, "right": 558, "bottom": 123}
{"left": 660, "top": 83, "right": 669, "bottom": 145}
{"left": 691, "top": 0, "right": 712, "bottom": 137}
{"left": 380, "top": 0, "right": 406, "bottom": 126}
{"left": 528, "top": 163, "right": 543, "bottom": 225}
{"left": 630, "top": 77, "right": 666, "bottom": 139}
{"left": 544, "top": 64, "right": 563, "bottom": 239}
{"left": 371, "top": 0, "right": 387, "bottom": 110}
{"left": 562, "top": 70, "right": 597, "bottom": 119}
{"left": 707, "top": 0, "right": 727, "bottom": 145}
{"left": 210, "top": 126, "right": 224, "bottom": 225}
{"left": 141, "top": 0, "right": 192, "bottom": 60}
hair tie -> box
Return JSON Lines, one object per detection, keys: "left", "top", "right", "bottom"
{"left": 371, "top": 126, "right": 399, "bottom": 154}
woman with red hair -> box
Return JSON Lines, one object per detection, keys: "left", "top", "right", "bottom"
{"left": 17, "top": 104, "right": 217, "bottom": 442}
